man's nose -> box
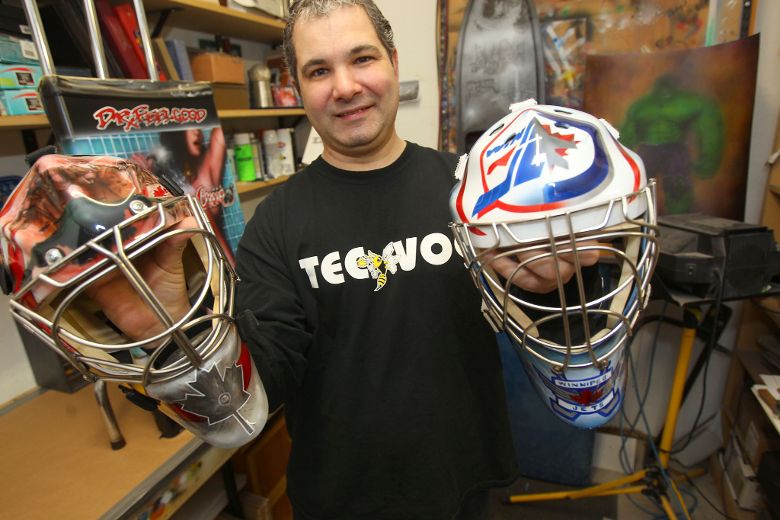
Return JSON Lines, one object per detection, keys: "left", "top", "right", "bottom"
{"left": 331, "top": 67, "right": 362, "bottom": 101}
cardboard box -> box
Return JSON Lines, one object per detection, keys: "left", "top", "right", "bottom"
{"left": 211, "top": 82, "right": 250, "bottom": 110}
{"left": 734, "top": 389, "right": 780, "bottom": 468}
{"left": 723, "top": 436, "right": 763, "bottom": 511}
{"left": 0, "top": 63, "right": 42, "bottom": 89}
{"left": 191, "top": 52, "right": 246, "bottom": 85}
{"left": 0, "top": 34, "right": 39, "bottom": 65}
{"left": 239, "top": 491, "right": 271, "bottom": 520}
{"left": 0, "top": 88, "right": 43, "bottom": 115}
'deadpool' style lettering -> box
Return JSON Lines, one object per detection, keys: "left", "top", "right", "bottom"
{"left": 93, "top": 105, "right": 208, "bottom": 132}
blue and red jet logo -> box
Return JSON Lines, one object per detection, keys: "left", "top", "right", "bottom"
{"left": 470, "top": 111, "right": 610, "bottom": 218}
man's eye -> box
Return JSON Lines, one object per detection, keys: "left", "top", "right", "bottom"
{"left": 310, "top": 68, "right": 328, "bottom": 78}
{"left": 355, "top": 56, "right": 374, "bottom": 64}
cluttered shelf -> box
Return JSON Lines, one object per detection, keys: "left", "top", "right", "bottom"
{"left": 142, "top": 0, "right": 286, "bottom": 43}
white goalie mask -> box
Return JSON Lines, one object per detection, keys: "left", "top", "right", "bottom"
{"left": 0, "top": 155, "right": 267, "bottom": 448}
{"left": 450, "top": 100, "right": 659, "bottom": 429}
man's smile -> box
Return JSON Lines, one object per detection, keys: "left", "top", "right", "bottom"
{"left": 336, "top": 105, "right": 373, "bottom": 120}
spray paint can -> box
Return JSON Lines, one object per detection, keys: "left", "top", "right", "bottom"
{"left": 233, "top": 132, "right": 256, "bottom": 182}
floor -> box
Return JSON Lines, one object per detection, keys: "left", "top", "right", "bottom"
{"left": 485, "top": 465, "right": 724, "bottom": 519}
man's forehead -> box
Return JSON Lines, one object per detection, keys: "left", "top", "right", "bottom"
{"left": 300, "top": 44, "right": 383, "bottom": 70}
{"left": 292, "top": 4, "right": 382, "bottom": 57}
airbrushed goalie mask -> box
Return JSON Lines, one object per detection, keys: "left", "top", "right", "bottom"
{"left": 450, "top": 100, "right": 658, "bottom": 429}
{"left": 0, "top": 155, "right": 267, "bottom": 448}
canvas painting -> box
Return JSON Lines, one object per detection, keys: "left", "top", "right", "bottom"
{"left": 583, "top": 35, "right": 759, "bottom": 219}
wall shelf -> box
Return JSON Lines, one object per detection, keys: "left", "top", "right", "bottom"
{"left": 0, "top": 114, "right": 49, "bottom": 131}
{"left": 236, "top": 175, "right": 290, "bottom": 196}
{"left": 218, "top": 108, "right": 305, "bottom": 120}
{"left": 143, "top": 0, "right": 286, "bottom": 43}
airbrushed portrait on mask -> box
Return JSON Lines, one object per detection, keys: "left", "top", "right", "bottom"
{"left": 450, "top": 100, "right": 659, "bottom": 429}
{"left": 0, "top": 155, "right": 268, "bottom": 448}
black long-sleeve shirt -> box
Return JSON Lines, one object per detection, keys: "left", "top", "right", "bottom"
{"left": 236, "top": 142, "right": 517, "bottom": 520}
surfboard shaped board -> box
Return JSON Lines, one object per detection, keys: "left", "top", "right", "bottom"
{"left": 454, "top": 0, "right": 545, "bottom": 153}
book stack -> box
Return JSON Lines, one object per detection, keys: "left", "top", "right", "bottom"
{"left": 0, "top": 34, "right": 44, "bottom": 115}
{"left": 94, "top": 0, "right": 147, "bottom": 79}
{"left": 755, "top": 375, "right": 780, "bottom": 415}
{"left": 752, "top": 374, "right": 780, "bottom": 437}
{"left": 164, "top": 39, "right": 194, "bottom": 81}
{"left": 111, "top": 2, "right": 168, "bottom": 80}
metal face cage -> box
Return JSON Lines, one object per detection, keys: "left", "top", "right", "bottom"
{"left": 451, "top": 183, "right": 659, "bottom": 372}
{"left": 9, "top": 194, "right": 236, "bottom": 387}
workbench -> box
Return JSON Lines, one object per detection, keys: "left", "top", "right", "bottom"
{"left": 0, "top": 382, "right": 238, "bottom": 520}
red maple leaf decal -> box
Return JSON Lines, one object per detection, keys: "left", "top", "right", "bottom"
{"left": 541, "top": 123, "right": 578, "bottom": 157}
{"left": 570, "top": 387, "right": 604, "bottom": 405}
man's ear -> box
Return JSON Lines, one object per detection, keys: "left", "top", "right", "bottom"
{"left": 392, "top": 48, "right": 399, "bottom": 80}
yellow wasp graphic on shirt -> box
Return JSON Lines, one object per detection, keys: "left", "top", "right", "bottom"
{"left": 356, "top": 242, "right": 400, "bottom": 292}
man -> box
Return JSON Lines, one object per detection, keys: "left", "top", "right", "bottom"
{"left": 235, "top": 2, "right": 517, "bottom": 518}
{"left": 83, "top": 1, "right": 585, "bottom": 517}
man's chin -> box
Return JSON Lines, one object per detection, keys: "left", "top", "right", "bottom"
{"left": 330, "top": 129, "right": 384, "bottom": 152}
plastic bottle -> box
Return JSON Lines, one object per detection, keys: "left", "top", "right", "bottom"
{"left": 233, "top": 132, "right": 256, "bottom": 182}
{"left": 276, "top": 128, "right": 296, "bottom": 175}
{"left": 262, "top": 129, "right": 282, "bottom": 179}
{"left": 249, "top": 132, "right": 266, "bottom": 180}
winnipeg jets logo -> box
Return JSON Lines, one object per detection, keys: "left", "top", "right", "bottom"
{"left": 533, "top": 357, "right": 624, "bottom": 421}
{"left": 473, "top": 114, "right": 608, "bottom": 217}
{"left": 356, "top": 241, "right": 401, "bottom": 292}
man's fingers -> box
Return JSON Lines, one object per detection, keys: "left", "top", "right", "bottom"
{"left": 150, "top": 216, "right": 199, "bottom": 274}
{"left": 483, "top": 243, "right": 602, "bottom": 294}
{"left": 165, "top": 216, "right": 199, "bottom": 248}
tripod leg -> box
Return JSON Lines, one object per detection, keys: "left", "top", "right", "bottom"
{"left": 507, "top": 469, "right": 649, "bottom": 503}
{"left": 94, "top": 381, "right": 126, "bottom": 450}
{"left": 658, "top": 327, "right": 696, "bottom": 468}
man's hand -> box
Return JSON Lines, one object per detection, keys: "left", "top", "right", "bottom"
{"left": 482, "top": 243, "right": 600, "bottom": 294}
{"left": 85, "top": 218, "right": 196, "bottom": 341}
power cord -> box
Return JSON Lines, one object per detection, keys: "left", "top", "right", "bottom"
{"left": 669, "top": 271, "right": 726, "bottom": 456}
{"left": 684, "top": 476, "right": 735, "bottom": 520}
{"left": 626, "top": 345, "right": 692, "bottom": 519}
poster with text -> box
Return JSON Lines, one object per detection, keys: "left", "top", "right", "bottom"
{"left": 38, "top": 77, "right": 243, "bottom": 264}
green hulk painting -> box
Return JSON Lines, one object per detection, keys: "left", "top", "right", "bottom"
{"left": 620, "top": 74, "right": 724, "bottom": 214}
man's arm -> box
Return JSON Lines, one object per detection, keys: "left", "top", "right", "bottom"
{"left": 235, "top": 193, "right": 312, "bottom": 412}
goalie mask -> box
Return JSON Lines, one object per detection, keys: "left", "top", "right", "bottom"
{"left": 0, "top": 155, "right": 267, "bottom": 448}
{"left": 450, "top": 100, "right": 658, "bottom": 429}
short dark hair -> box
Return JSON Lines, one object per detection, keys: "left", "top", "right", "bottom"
{"left": 283, "top": 0, "right": 395, "bottom": 85}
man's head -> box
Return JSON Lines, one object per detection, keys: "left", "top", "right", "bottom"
{"left": 283, "top": 0, "right": 395, "bottom": 86}
{"left": 283, "top": 0, "right": 402, "bottom": 166}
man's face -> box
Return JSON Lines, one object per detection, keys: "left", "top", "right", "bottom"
{"left": 292, "top": 6, "right": 400, "bottom": 159}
